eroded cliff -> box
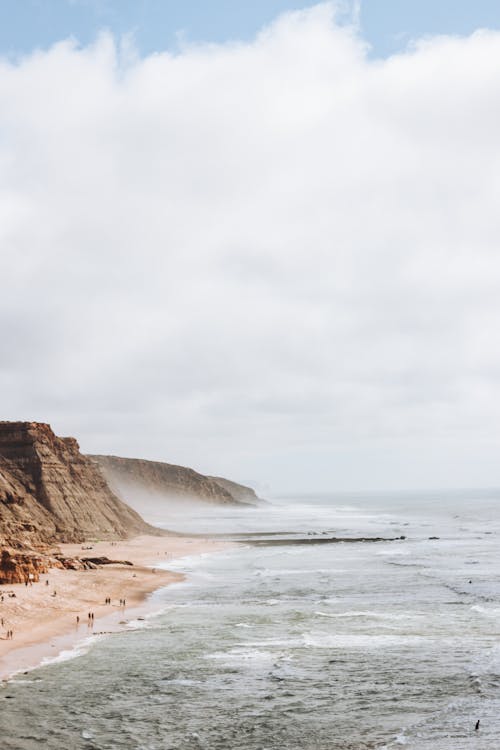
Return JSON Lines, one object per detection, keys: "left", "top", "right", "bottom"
{"left": 0, "top": 422, "right": 158, "bottom": 552}
{"left": 89, "top": 455, "right": 260, "bottom": 507}
{"left": 208, "top": 476, "right": 261, "bottom": 505}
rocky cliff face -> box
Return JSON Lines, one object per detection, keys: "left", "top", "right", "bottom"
{"left": 0, "top": 422, "right": 157, "bottom": 552}
{"left": 89, "top": 455, "right": 260, "bottom": 507}
{"left": 208, "top": 476, "right": 261, "bottom": 505}
{"left": 89, "top": 455, "right": 238, "bottom": 505}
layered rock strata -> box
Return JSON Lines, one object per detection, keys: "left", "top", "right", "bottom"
{"left": 0, "top": 548, "right": 51, "bottom": 585}
{"left": 90, "top": 455, "right": 256, "bottom": 506}
{"left": 0, "top": 422, "right": 158, "bottom": 552}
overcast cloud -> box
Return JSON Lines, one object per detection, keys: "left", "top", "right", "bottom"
{"left": 1, "top": 2, "right": 500, "bottom": 492}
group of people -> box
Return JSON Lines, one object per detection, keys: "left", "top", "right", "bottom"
{"left": 1, "top": 619, "right": 13, "bottom": 639}
{"left": 1, "top": 598, "right": 15, "bottom": 640}
{"left": 1, "top": 619, "right": 13, "bottom": 638}
{"left": 75, "top": 598, "right": 127, "bottom": 626}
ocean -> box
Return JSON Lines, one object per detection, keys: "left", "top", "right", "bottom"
{"left": 2, "top": 490, "right": 500, "bottom": 749}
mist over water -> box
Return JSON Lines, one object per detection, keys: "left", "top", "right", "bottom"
{"left": 2, "top": 490, "right": 500, "bottom": 749}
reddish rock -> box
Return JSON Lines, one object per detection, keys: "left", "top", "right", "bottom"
{"left": 0, "top": 548, "right": 49, "bottom": 585}
{"left": 0, "top": 421, "right": 161, "bottom": 551}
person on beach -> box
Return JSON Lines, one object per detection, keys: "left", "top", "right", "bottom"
{"left": 475, "top": 720, "right": 480, "bottom": 731}
{"left": 76, "top": 616, "right": 80, "bottom": 624}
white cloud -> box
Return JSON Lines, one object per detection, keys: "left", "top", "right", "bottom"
{"left": 1, "top": 3, "right": 500, "bottom": 491}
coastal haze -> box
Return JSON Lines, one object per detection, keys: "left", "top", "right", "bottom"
{"left": 1, "top": 1, "right": 500, "bottom": 749}
{"left": 4, "top": 422, "right": 500, "bottom": 746}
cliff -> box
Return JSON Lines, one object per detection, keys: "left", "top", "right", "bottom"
{"left": 208, "top": 476, "right": 261, "bottom": 505}
{"left": 89, "top": 455, "right": 260, "bottom": 507}
{"left": 0, "top": 422, "right": 158, "bottom": 551}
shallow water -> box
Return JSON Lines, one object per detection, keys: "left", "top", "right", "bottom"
{"left": 2, "top": 489, "right": 500, "bottom": 749}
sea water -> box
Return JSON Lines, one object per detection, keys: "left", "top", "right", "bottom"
{"left": 2, "top": 490, "right": 500, "bottom": 749}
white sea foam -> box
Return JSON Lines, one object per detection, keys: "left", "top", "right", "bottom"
{"left": 470, "top": 605, "right": 500, "bottom": 617}
{"left": 255, "top": 567, "right": 346, "bottom": 577}
{"left": 205, "top": 648, "right": 281, "bottom": 663}
{"left": 236, "top": 638, "right": 303, "bottom": 648}
{"left": 376, "top": 549, "right": 409, "bottom": 556}
{"left": 302, "top": 632, "right": 427, "bottom": 649}
{"left": 39, "top": 638, "right": 96, "bottom": 668}
{"left": 314, "top": 610, "right": 422, "bottom": 621}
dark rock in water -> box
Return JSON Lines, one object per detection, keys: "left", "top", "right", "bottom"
{"left": 246, "top": 535, "right": 408, "bottom": 547}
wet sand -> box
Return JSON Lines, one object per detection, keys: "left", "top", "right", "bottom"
{"left": 0, "top": 534, "right": 226, "bottom": 680}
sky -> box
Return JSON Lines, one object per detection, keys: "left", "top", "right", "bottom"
{"left": 1, "top": 2, "right": 500, "bottom": 493}
{"left": 1, "top": 0, "right": 500, "bottom": 58}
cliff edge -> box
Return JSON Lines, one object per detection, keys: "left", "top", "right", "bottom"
{"left": 89, "top": 455, "right": 261, "bottom": 507}
{"left": 208, "top": 476, "right": 261, "bottom": 505}
{"left": 0, "top": 422, "right": 158, "bottom": 549}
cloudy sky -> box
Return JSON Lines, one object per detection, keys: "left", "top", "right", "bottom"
{"left": 1, "top": 1, "right": 500, "bottom": 493}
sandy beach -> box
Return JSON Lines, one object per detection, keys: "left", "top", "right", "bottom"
{"left": 0, "top": 534, "right": 226, "bottom": 680}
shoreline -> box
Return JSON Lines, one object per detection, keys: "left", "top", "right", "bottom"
{"left": 0, "top": 534, "right": 227, "bottom": 681}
